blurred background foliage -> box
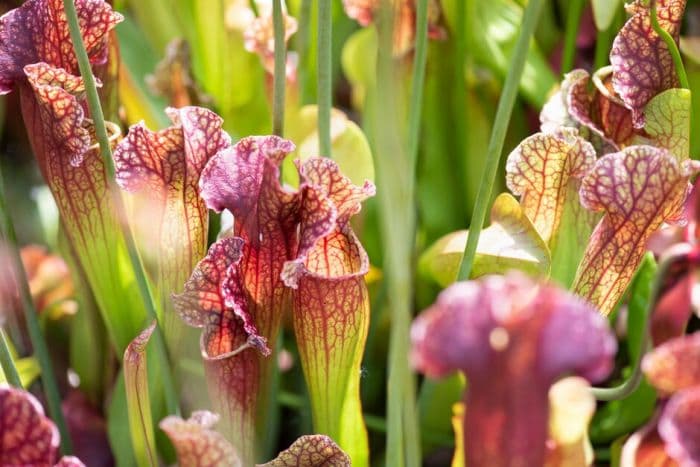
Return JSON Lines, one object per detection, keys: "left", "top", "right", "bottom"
{"left": 4, "top": 0, "right": 700, "bottom": 465}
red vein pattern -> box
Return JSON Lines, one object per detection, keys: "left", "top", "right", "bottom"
{"left": 160, "top": 411, "right": 241, "bottom": 467}
{"left": 180, "top": 136, "right": 299, "bottom": 464}
{"left": 282, "top": 159, "right": 374, "bottom": 462}
{"left": 567, "top": 70, "right": 635, "bottom": 151}
{"left": 505, "top": 128, "right": 596, "bottom": 244}
{"left": 610, "top": 0, "right": 686, "bottom": 127}
{"left": 259, "top": 435, "right": 351, "bottom": 466}
{"left": 411, "top": 273, "right": 616, "bottom": 467}
{"left": 173, "top": 237, "right": 270, "bottom": 360}
{"left": 0, "top": 0, "right": 144, "bottom": 351}
{"left": 0, "top": 384, "right": 60, "bottom": 466}
{"left": 21, "top": 63, "right": 144, "bottom": 350}
{"left": 114, "top": 106, "right": 231, "bottom": 346}
{"left": 572, "top": 146, "right": 697, "bottom": 315}
{"left": 0, "top": 0, "right": 121, "bottom": 94}
{"left": 179, "top": 138, "right": 374, "bottom": 463}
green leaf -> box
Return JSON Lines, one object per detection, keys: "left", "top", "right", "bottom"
{"left": 121, "top": 0, "right": 181, "bottom": 52}
{"left": 419, "top": 193, "right": 551, "bottom": 286}
{"left": 549, "top": 183, "right": 601, "bottom": 287}
{"left": 0, "top": 356, "right": 40, "bottom": 389}
{"left": 116, "top": 16, "right": 170, "bottom": 129}
{"left": 124, "top": 322, "right": 158, "bottom": 467}
{"left": 627, "top": 254, "right": 657, "bottom": 363}
{"left": 417, "top": 373, "right": 464, "bottom": 455}
{"left": 589, "top": 378, "right": 657, "bottom": 444}
{"left": 441, "top": 0, "right": 556, "bottom": 107}
{"left": 643, "top": 88, "right": 692, "bottom": 160}
{"left": 589, "top": 255, "right": 658, "bottom": 443}
{"left": 592, "top": 0, "right": 622, "bottom": 31}
{"left": 341, "top": 27, "right": 378, "bottom": 109}
{"left": 284, "top": 105, "right": 375, "bottom": 186}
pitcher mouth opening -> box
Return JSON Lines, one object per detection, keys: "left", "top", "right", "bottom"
{"left": 592, "top": 66, "right": 626, "bottom": 107}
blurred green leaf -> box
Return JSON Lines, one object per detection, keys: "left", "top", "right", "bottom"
{"left": 442, "top": 0, "right": 557, "bottom": 107}
{"left": 419, "top": 193, "right": 550, "bottom": 286}
{"left": 592, "top": 0, "right": 622, "bottom": 31}
{"left": 589, "top": 377, "right": 657, "bottom": 444}
{"left": 122, "top": 0, "right": 182, "bottom": 52}
{"left": 627, "top": 254, "right": 657, "bottom": 363}
{"left": 589, "top": 255, "right": 658, "bottom": 443}
{"left": 341, "top": 27, "right": 378, "bottom": 109}
{"left": 418, "top": 373, "right": 464, "bottom": 455}
{"left": 284, "top": 105, "right": 375, "bottom": 185}
{"left": 0, "top": 353, "right": 40, "bottom": 389}
{"left": 116, "top": 16, "right": 169, "bottom": 128}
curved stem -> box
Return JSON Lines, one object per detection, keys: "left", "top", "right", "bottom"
{"left": 272, "top": 0, "right": 286, "bottom": 136}
{"left": 0, "top": 165, "right": 72, "bottom": 453}
{"left": 591, "top": 249, "right": 683, "bottom": 401}
{"left": 0, "top": 328, "right": 22, "bottom": 388}
{"left": 456, "top": 0, "right": 546, "bottom": 281}
{"left": 650, "top": 0, "right": 689, "bottom": 89}
{"left": 62, "top": 0, "right": 179, "bottom": 416}
{"left": 317, "top": 0, "right": 332, "bottom": 156}
{"left": 561, "top": 0, "right": 585, "bottom": 74}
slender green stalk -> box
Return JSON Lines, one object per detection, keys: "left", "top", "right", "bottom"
{"left": 561, "top": 0, "right": 585, "bottom": 74}
{"left": 0, "top": 165, "right": 72, "bottom": 453}
{"left": 373, "top": 0, "right": 426, "bottom": 464}
{"left": 591, "top": 250, "right": 682, "bottom": 401}
{"left": 61, "top": 0, "right": 179, "bottom": 416}
{"left": 650, "top": 0, "right": 689, "bottom": 89}
{"left": 456, "top": 0, "right": 546, "bottom": 281}
{"left": 317, "top": 0, "right": 332, "bottom": 156}
{"left": 593, "top": 15, "right": 616, "bottom": 70}
{"left": 272, "top": 0, "right": 286, "bottom": 136}
{"left": 407, "top": 0, "right": 429, "bottom": 169}
{"left": 0, "top": 328, "right": 22, "bottom": 388}
{"left": 296, "top": 0, "right": 313, "bottom": 104}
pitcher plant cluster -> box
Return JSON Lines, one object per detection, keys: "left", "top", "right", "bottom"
{"left": 0, "top": 0, "right": 699, "bottom": 466}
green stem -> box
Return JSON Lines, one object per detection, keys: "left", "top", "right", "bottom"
{"left": 561, "top": 0, "right": 585, "bottom": 74}
{"left": 373, "top": 1, "right": 421, "bottom": 465}
{"left": 0, "top": 328, "right": 22, "bottom": 388}
{"left": 593, "top": 14, "right": 616, "bottom": 70}
{"left": 272, "top": 0, "right": 286, "bottom": 136}
{"left": 0, "top": 165, "right": 72, "bottom": 453}
{"left": 591, "top": 250, "right": 682, "bottom": 401}
{"left": 296, "top": 0, "right": 313, "bottom": 104}
{"left": 456, "top": 0, "right": 546, "bottom": 281}
{"left": 650, "top": 0, "right": 689, "bottom": 89}
{"left": 62, "top": 0, "right": 179, "bottom": 416}
{"left": 406, "top": 0, "right": 429, "bottom": 169}
{"left": 317, "top": 0, "right": 332, "bottom": 156}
